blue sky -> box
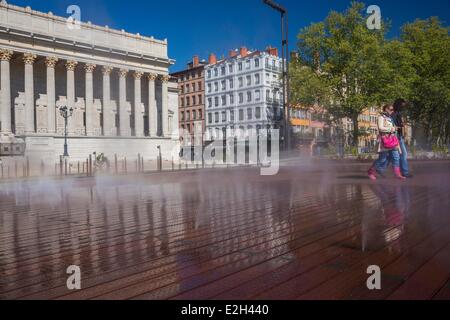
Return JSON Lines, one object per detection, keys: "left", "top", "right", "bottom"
{"left": 7, "top": 0, "right": 450, "bottom": 72}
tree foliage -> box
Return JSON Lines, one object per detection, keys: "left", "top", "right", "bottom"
{"left": 401, "top": 17, "right": 450, "bottom": 144}
{"left": 290, "top": 1, "right": 448, "bottom": 145}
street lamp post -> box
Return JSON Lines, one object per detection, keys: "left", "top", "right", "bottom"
{"left": 59, "top": 106, "right": 73, "bottom": 157}
{"left": 263, "top": 0, "right": 291, "bottom": 152}
{"left": 157, "top": 145, "right": 162, "bottom": 171}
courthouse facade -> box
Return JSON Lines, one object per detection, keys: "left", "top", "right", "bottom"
{"left": 0, "top": 1, "right": 179, "bottom": 163}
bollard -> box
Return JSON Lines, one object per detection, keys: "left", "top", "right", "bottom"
{"left": 86, "top": 158, "right": 89, "bottom": 177}
{"left": 172, "top": 157, "right": 174, "bottom": 171}
{"left": 0, "top": 163, "right": 3, "bottom": 179}
{"left": 60, "top": 156, "right": 63, "bottom": 176}
{"left": 114, "top": 154, "right": 118, "bottom": 175}
{"left": 14, "top": 161, "right": 17, "bottom": 178}
{"left": 137, "top": 154, "right": 141, "bottom": 172}
{"left": 89, "top": 154, "right": 92, "bottom": 176}
{"left": 64, "top": 158, "right": 68, "bottom": 176}
{"left": 41, "top": 160, "right": 45, "bottom": 176}
{"left": 26, "top": 157, "right": 30, "bottom": 177}
{"left": 141, "top": 157, "right": 144, "bottom": 173}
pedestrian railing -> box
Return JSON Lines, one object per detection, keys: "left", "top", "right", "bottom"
{"left": 0, "top": 153, "right": 265, "bottom": 181}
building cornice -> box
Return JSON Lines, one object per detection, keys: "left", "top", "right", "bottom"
{"left": 171, "top": 65, "right": 206, "bottom": 76}
{"left": 0, "top": 1, "right": 166, "bottom": 45}
{"left": 0, "top": 43, "right": 171, "bottom": 75}
{"left": 0, "top": 1, "right": 175, "bottom": 66}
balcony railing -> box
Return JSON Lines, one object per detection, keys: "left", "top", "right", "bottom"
{"left": 266, "top": 98, "right": 281, "bottom": 105}
{"left": 265, "top": 64, "right": 281, "bottom": 73}
{"left": 271, "top": 80, "right": 282, "bottom": 87}
{"left": 266, "top": 111, "right": 284, "bottom": 122}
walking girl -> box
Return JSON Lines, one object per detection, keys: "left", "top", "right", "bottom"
{"left": 368, "top": 104, "right": 405, "bottom": 180}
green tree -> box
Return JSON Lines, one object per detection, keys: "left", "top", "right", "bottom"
{"left": 377, "top": 40, "right": 416, "bottom": 103}
{"left": 291, "top": 1, "right": 414, "bottom": 146}
{"left": 401, "top": 17, "right": 450, "bottom": 145}
{"left": 290, "top": 61, "right": 330, "bottom": 110}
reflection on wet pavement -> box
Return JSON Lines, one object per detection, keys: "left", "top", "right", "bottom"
{"left": 0, "top": 161, "right": 449, "bottom": 300}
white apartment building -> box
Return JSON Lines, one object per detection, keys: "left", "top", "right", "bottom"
{"left": 204, "top": 47, "right": 284, "bottom": 140}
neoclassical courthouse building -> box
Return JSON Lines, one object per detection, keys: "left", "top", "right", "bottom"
{"left": 0, "top": 1, "right": 179, "bottom": 164}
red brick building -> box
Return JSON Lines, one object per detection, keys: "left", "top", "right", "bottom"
{"left": 171, "top": 56, "right": 206, "bottom": 145}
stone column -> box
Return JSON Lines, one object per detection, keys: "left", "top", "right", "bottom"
{"left": 0, "top": 49, "right": 13, "bottom": 134}
{"left": 102, "top": 66, "right": 113, "bottom": 136}
{"left": 133, "top": 71, "right": 143, "bottom": 137}
{"left": 84, "top": 63, "right": 96, "bottom": 136}
{"left": 45, "top": 56, "right": 58, "bottom": 134}
{"left": 65, "top": 60, "right": 78, "bottom": 134}
{"left": 147, "top": 73, "right": 158, "bottom": 137}
{"left": 24, "top": 52, "right": 37, "bottom": 134}
{"left": 118, "top": 69, "right": 129, "bottom": 137}
{"left": 160, "top": 75, "right": 170, "bottom": 137}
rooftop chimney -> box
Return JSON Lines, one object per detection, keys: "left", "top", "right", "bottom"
{"left": 193, "top": 55, "right": 200, "bottom": 67}
{"left": 239, "top": 47, "right": 248, "bottom": 58}
{"left": 208, "top": 53, "right": 217, "bottom": 65}
{"left": 229, "top": 50, "right": 238, "bottom": 58}
{"left": 266, "top": 46, "right": 278, "bottom": 57}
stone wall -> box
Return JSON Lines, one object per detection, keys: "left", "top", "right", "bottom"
{"left": 24, "top": 136, "right": 179, "bottom": 163}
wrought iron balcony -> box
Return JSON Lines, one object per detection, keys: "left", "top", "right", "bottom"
{"left": 266, "top": 97, "right": 281, "bottom": 105}
{"left": 265, "top": 63, "right": 281, "bottom": 73}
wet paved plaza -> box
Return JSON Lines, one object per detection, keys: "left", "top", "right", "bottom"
{"left": 0, "top": 160, "right": 449, "bottom": 300}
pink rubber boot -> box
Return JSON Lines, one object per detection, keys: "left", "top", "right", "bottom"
{"left": 393, "top": 167, "right": 406, "bottom": 180}
{"left": 368, "top": 167, "right": 377, "bottom": 180}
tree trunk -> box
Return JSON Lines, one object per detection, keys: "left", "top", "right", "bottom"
{"left": 352, "top": 114, "right": 359, "bottom": 147}
{"left": 445, "top": 120, "right": 450, "bottom": 144}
